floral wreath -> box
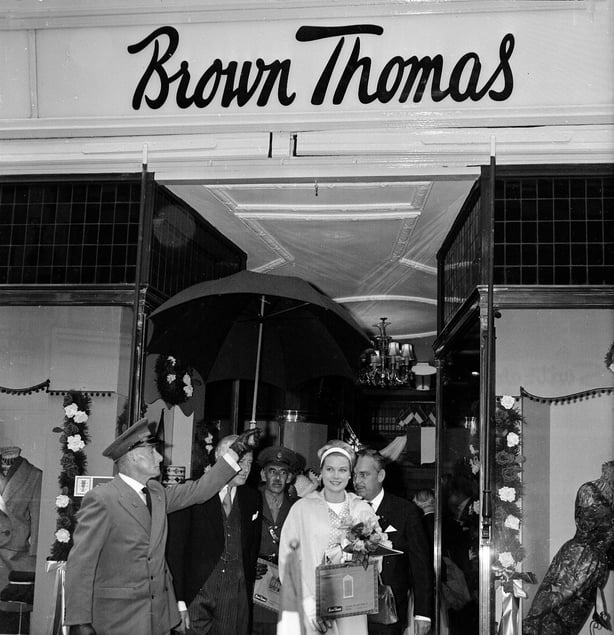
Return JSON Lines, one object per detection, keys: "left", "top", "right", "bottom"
{"left": 492, "top": 395, "right": 536, "bottom": 594}
{"left": 155, "top": 355, "right": 194, "bottom": 406}
{"left": 49, "top": 391, "right": 91, "bottom": 561}
{"left": 605, "top": 342, "right": 614, "bottom": 374}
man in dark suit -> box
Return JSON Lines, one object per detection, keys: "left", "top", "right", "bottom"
{"left": 64, "top": 418, "right": 258, "bottom": 635}
{"left": 167, "top": 434, "right": 262, "bottom": 635}
{"left": 354, "top": 448, "right": 433, "bottom": 635}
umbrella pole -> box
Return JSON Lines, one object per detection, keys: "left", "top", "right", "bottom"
{"left": 249, "top": 294, "right": 266, "bottom": 427}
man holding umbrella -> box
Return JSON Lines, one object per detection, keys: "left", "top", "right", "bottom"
{"left": 63, "top": 417, "right": 258, "bottom": 635}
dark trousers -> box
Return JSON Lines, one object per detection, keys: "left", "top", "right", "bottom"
{"left": 187, "top": 559, "right": 249, "bottom": 635}
{"left": 368, "top": 621, "right": 405, "bottom": 635}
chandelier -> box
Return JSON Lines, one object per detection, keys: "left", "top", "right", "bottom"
{"left": 357, "top": 317, "right": 417, "bottom": 388}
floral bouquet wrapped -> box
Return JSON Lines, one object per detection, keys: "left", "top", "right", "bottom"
{"left": 342, "top": 510, "right": 401, "bottom": 569}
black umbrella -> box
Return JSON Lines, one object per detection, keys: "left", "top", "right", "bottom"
{"left": 147, "top": 270, "right": 370, "bottom": 423}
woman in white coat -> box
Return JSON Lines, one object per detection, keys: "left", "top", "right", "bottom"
{"left": 278, "top": 440, "right": 379, "bottom": 635}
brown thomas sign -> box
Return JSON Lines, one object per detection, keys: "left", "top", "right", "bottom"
{"left": 127, "top": 25, "right": 515, "bottom": 111}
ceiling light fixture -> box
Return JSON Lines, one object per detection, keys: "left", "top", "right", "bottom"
{"left": 357, "top": 317, "right": 417, "bottom": 388}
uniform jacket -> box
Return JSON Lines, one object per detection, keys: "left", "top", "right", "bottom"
{"left": 64, "top": 458, "right": 236, "bottom": 635}
{"left": 376, "top": 491, "right": 434, "bottom": 621}
{"left": 253, "top": 491, "right": 296, "bottom": 626}
{"left": 258, "top": 491, "right": 295, "bottom": 563}
{"left": 166, "top": 484, "right": 262, "bottom": 607}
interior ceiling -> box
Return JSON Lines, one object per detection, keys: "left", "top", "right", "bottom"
{"left": 167, "top": 177, "right": 476, "bottom": 362}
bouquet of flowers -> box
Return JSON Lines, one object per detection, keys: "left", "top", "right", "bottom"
{"left": 342, "top": 511, "right": 400, "bottom": 569}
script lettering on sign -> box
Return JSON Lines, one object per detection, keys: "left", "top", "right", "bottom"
{"left": 127, "top": 25, "right": 514, "bottom": 110}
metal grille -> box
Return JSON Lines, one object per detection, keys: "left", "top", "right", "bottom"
{"left": 441, "top": 195, "right": 482, "bottom": 326}
{"left": 0, "top": 180, "right": 140, "bottom": 285}
{"left": 494, "top": 175, "right": 614, "bottom": 285}
{"left": 0, "top": 178, "right": 246, "bottom": 296}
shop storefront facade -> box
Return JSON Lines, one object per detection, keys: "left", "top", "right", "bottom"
{"left": 0, "top": 1, "right": 612, "bottom": 633}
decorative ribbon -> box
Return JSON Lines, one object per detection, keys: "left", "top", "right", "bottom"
{"left": 46, "top": 560, "right": 69, "bottom": 635}
{"left": 497, "top": 579, "right": 526, "bottom": 635}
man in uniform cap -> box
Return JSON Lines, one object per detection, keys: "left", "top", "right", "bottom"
{"left": 252, "top": 445, "right": 301, "bottom": 635}
{"left": 64, "top": 417, "right": 258, "bottom": 635}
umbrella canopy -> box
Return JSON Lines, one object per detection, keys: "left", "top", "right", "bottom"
{"left": 147, "top": 270, "right": 370, "bottom": 419}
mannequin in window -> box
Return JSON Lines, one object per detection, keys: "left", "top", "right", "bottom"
{"left": 523, "top": 460, "right": 614, "bottom": 635}
{"left": 0, "top": 447, "right": 42, "bottom": 592}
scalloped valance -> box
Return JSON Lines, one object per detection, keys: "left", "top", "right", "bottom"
{"left": 0, "top": 379, "right": 113, "bottom": 398}
{"left": 0, "top": 379, "right": 50, "bottom": 395}
{"left": 520, "top": 386, "right": 614, "bottom": 405}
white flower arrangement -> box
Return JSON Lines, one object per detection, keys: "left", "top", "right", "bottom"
{"left": 506, "top": 431, "right": 520, "bottom": 448}
{"left": 500, "top": 395, "right": 516, "bottom": 409}
{"left": 64, "top": 403, "right": 79, "bottom": 418}
{"left": 67, "top": 434, "right": 85, "bottom": 452}
{"left": 498, "top": 486, "right": 517, "bottom": 503}
{"left": 504, "top": 514, "right": 521, "bottom": 531}
{"left": 64, "top": 402, "right": 88, "bottom": 423}
{"left": 498, "top": 551, "right": 516, "bottom": 569}
{"left": 55, "top": 495, "right": 70, "bottom": 509}
{"left": 55, "top": 528, "right": 71, "bottom": 543}
{"left": 74, "top": 410, "right": 89, "bottom": 424}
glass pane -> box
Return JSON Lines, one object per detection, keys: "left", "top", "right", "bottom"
{"left": 440, "top": 344, "right": 480, "bottom": 634}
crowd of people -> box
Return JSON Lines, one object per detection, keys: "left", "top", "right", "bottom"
{"left": 62, "top": 415, "right": 462, "bottom": 635}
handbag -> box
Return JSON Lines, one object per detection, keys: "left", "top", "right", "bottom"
{"left": 368, "top": 574, "right": 398, "bottom": 625}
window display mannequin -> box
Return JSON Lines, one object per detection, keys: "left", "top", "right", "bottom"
{"left": 523, "top": 460, "right": 614, "bottom": 635}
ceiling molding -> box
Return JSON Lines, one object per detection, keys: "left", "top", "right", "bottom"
{"left": 398, "top": 259, "right": 437, "bottom": 275}
{"left": 234, "top": 218, "right": 295, "bottom": 265}
{"left": 334, "top": 295, "right": 437, "bottom": 306}
{"left": 235, "top": 209, "right": 421, "bottom": 221}
{"left": 0, "top": 0, "right": 589, "bottom": 31}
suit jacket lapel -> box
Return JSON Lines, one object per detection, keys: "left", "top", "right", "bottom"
{"left": 147, "top": 480, "right": 166, "bottom": 549}
{"left": 376, "top": 492, "right": 396, "bottom": 534}
{"left": 114, "top": 476, "right": 151, "bottom": 533}
{"left": 1, "top": 459, "right": 29, "bottom": 504}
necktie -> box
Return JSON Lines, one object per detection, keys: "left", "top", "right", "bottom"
{"left": 142, "top": 486, "right": 152, "bottom": 514}
{"left": 222, "top": 488, "right": 233, "bottom": 516}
